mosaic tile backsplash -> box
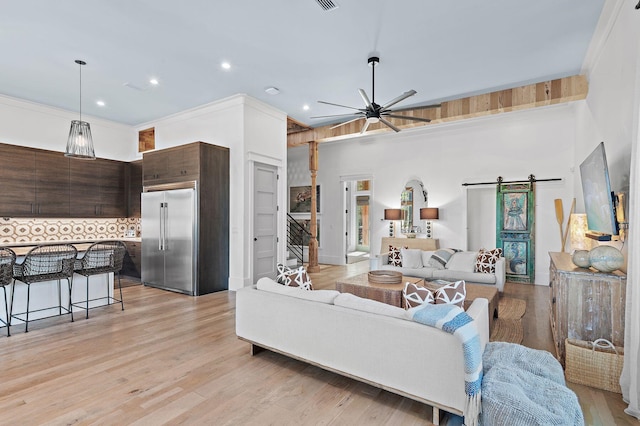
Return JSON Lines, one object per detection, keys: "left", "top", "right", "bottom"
{"left": 0, "top": 217, "right": 141, "bottom": 244}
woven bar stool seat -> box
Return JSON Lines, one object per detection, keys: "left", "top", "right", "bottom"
{"left": 73, "top": 240, "right": 125, "bottom": 319}
{"left": 0, "top": 247, "right": 16, "bottom": 337}
{"left": 11, "top": 244, "right": 77, "bottom": 332}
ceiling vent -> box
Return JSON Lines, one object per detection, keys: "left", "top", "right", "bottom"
{"left": 315, "top": 0, "right": 339, "bottom": 11}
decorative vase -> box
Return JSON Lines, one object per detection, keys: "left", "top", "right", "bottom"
{"left": 571, "top": 250, "right": 591, "bottom": 268}
{"left": 589, "top": 245, "right": 624, "bottom": 273}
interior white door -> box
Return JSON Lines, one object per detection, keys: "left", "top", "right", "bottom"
{"left": 253, "top": 162, "right": 278, "bottom": 282}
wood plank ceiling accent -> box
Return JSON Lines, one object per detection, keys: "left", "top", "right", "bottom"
{"left": 287, "top": 75, "right": 588, "bottom": 147}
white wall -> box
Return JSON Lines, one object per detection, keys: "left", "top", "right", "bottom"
{"left": 137, "top": 94, "right": 287, "bottom": 290}
{"left": 288, "top": 104, "right": 578, "bottom": 285}
{"left": 0, "top": 94, "right": 136, "bottom": 160}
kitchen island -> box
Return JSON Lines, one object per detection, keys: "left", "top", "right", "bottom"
{"left": 2, "top": 239, "right": 137, "bottom": 327}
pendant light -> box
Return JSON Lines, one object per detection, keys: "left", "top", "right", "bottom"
{"left": 65, "top": 59, "right": 96, "bottom": 160}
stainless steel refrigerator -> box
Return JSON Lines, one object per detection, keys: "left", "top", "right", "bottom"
{"left": 141, "top": 184, "right": 198, "bottom": 295}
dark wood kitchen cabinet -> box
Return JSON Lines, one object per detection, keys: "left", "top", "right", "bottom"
{"left": 142, "top": 143, "right": 200, "bottom": 186}
{"left": 35, "top": 150, "right": 70, "bottom": 216}
{"left": 69, "top": 158, "right": 125, "bottom": 217}
{"left": 0, "top": 144, "right": 36, "bottom": 216}
{"left": 122, "top": 240, "right": 141, "bottom": 278}
{"left": 127, "top": 160, "right": 142, "bottom": 218}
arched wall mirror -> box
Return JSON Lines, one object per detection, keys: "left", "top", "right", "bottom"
{"left": 400, "top": 179, "right": 427, "bottom": 235}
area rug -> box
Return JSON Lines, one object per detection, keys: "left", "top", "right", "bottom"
{"left": 490, "top": 297, "right": 526, "bottom": 344}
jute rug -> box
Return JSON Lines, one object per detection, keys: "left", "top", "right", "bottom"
{"left": 490, "top": 297, "right": 526, "bottom": 344}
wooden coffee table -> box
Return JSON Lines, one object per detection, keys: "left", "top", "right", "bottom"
{"left": 335, "top": 272, "right": 423, "bottom": 309}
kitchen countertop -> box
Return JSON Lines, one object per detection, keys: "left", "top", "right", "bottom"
{"left": 2, "top": 238, "right": 141, "bottom": 256}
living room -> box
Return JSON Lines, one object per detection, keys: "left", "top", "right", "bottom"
{"left": 1, "top": 0, "right": 639, "bottom": 424}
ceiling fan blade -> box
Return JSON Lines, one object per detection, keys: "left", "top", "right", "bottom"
{"left": 379, "top": 117, "right": 401, "bottom": 132}
{"left": 310, "top": 112, "right": 363, "bottom": 119}
{"left": 382, "top": 113, "right": 431, "bottom": 123}
{"left": 360, "top": 120, "right": 371, "bottom": 134}
{"left": 330, "top": 116, "right": 364, "bottom": 130}
{"left": 358, "top": 89, "right": 373, "bottom": 109}
{"left": 381, "top": 90, "right": 417, "bottom": 110}
{"left": 390, "top": 102, "right": 442, "bottom": 113}
{"left": 317, "top": 100, "right": 364, "bottom": 111}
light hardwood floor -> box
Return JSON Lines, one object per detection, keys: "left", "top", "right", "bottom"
{"left": 0, "top": 264, "right": 635, "bottom": 425}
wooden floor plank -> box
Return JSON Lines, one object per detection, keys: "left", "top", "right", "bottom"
{"left": 0, "top": 268, "right": 635, "bottom": 425}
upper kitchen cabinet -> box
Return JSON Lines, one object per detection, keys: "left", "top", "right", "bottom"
{"left": 35, "top": 150, "right": 70, "bottom": 217}
{"left": 69, "top": 158, "right": 126, "bottom": 217}
{"left": 0, "top": 144, "right": 36, "bottom": 216}
{"left": 127, "top": 160, "right": 143, "bottom": 218}
{"left": 142, "top": 143, "right": 200, "bottom": 186}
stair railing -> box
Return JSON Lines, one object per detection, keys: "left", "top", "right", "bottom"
{"left": 287, "top": 213, "right": 310, "bottom": 266}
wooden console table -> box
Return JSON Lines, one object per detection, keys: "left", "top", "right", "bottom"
{"left": 549, "top": 252, "right": 626, "bottom": 366}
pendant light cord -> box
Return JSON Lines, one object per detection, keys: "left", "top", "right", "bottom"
{"left": 79, "top": 61, "right": 82, "bottom": 122}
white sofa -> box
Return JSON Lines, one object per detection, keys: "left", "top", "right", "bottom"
{"left": 236, "top": 277, "right": 490, "bottom": 425}
{"left": 373, "top": 238, "right": 506, "bottom": 292}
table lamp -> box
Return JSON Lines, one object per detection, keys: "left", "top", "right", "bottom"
{"left": 420, "top": 207, "right": 439, "bottom": 238}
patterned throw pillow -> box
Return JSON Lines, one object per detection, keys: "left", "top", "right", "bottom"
{"left": 276, "top": 263, "right": 292, "bottom": 284}
{"left": 427, "top": 248, "right": 461, "bottom": 270}
{"left": 403, "top": 282, "right": 435, "bottom": 308}
{"left": 475, "top": 248, "right": 503, "bottom": 273}
{"left": 434, "top": 280, "right": 466, "bottom": 308}
{"left": 283, "top": 266, "right": 314, "bottom": 291}
{"left": 388, "top": 245, "right": 407, "bottom": 267}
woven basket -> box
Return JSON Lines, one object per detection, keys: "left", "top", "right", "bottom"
{"left": 565, "top": 338, "right": 624, "bottom": 394}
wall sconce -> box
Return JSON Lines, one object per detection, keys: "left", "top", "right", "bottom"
{"left": 384, "top": 208, "right": 402, "bottom": 237}
{"left": 569, "top": 213, "right": 594, "bottom": 251}
{"left": 420, "top": 207, "right": 439, "bottom": 238}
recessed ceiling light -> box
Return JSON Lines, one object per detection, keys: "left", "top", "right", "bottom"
{"left": 149, "top": 78, "right": 159, "bottom": 85}
{"left": 96, "top": 100, "right": 105, "bottom": 107}
{"left": 265, "top": 87, "right": 280, "bottom": 95}
{"left": 303, "top": 104, "right": 310, "bottom": 111}
{"left": 221, "top": 62, "right": 231, "bottom": 70}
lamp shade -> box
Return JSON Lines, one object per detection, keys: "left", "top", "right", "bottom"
{"left": 420, "top": 207, "right": 439, "bottom": 220}
{"left": 384, "top": 208, "right": 402, "bottom": 220}
{"left": 65, "top": 120, "right": 96, "bottom": 159}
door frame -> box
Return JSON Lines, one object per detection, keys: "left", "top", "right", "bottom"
{"left": 340, "top": 174, "right": 373, "bottom": 265}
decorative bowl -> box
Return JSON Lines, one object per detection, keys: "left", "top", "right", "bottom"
{"left": 368, "top": 270, "right": 402, "bottom": 284}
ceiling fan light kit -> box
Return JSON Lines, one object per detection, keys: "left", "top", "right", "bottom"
{"left": 312, "top": 55, "right": 440, "bottom": 134}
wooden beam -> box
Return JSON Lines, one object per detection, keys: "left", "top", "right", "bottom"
{"left": 287, "top": 75, "right": 588, "bottom": 147}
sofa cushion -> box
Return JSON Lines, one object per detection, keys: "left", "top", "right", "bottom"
{"left": 389, "top": 245, "right": 404, "bottom": 266}
{"left": 421, "top": 250, "right": 435, "bottom": 266}
{"left": 427, "top": 248, "right": 461, "bottom": 269}
{"left": 433, "top": 280, "right": 466, "bottom": 308}
{"left": 256, "top": 277, "right": 338, "bottom": 303}
{"left": 334, "top": 292, "right": 408, "bottom": 319}
{"left": 446, "top": 251, "right": 477, "bottom": 272}
{"left": 380, "top": 264, "right": 436, "bottom": 279}
{"left": 401, "top": 248, "right": 423, "bottom": 269}
{"left": 403, "top": 281, "right": 435, "bottom": 308}
{"left": 475, "top": 248, "right": 503, "bottom": 273}
{"left": 282, "top": 265, "right": 314, "bottom": 290}
{"left": 432, "top": 269, "right": 496, "bottom": 284}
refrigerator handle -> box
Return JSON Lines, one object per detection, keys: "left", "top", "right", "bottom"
{"left": 159, "top": 202, "right": 165, "bottom": 251}
{"left": 164, "top": 201, "right": 169, "bottom": 251}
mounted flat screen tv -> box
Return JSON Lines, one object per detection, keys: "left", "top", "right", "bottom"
{"left": 579, "top": 142, "right": 618, "bottom": 239}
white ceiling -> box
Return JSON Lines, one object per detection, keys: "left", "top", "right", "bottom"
{"left": 0, "top": 0, "right": 604, "bottom": 127}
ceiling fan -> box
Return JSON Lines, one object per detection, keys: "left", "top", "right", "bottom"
{"left": 311, "top": 56, "right": 440, "bottom": 134}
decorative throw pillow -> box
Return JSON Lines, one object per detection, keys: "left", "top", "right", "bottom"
{"left": 403, "top": 282, "right": 435, "bottom": 309}
{"left": 276, "top": 263, "right": 292, "bottom": 284}
{"left": 434, "top": 280, "right": 466, "bottom": 308}
{"left": 427, "top": 248, "right": 461, "bottom": 270}
{"left": 400, "top": 248, "right": 423, "bottom": 269}
{"left": 388, "top": 245, "right": 407, "bottom": 267}
{"left": 475, "top": 248, "right": 503, "bottom": 273}
{"left": 283, "top": 266, "right": 314, "bottom": 291}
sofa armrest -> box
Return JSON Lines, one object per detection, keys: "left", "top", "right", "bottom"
{"left": 495, "top": 258, "right": 506, "bottom": 292}
{"left": 466, "top": 297, "right": 489, "bottom": 350}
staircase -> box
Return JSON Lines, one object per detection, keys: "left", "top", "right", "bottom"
{"left": 287, "top": 213, "right": 310, "bottom": 267}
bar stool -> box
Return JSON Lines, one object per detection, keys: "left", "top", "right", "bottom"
{"left": 12, "top": 244, "right": 77, "bottom": 332}
{"left": 0, "top": 247, "right": 16, "bottom": 337}
{"left": 73, "top": 241, "right": 126, "bottom": 319}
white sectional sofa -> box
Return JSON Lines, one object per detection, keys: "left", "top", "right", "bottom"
{"left": 235, "top": 277, "right": 490, "bottom": 425}
{"left": 373, "top": 237, "right": 506, "bottom": 292}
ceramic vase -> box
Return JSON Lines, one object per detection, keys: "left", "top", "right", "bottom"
{"left": 589, "top": 245, "right": 624, "bottom": 273}
{"left": 571, "top": 250, "right": 591, "bottom": 268}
